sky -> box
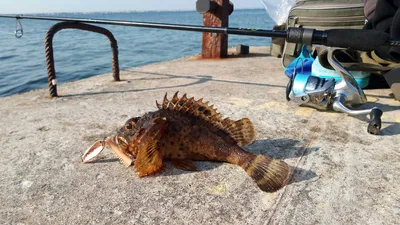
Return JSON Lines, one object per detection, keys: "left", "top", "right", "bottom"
{"left": 0, "top": 0, "right": 264, "bottom": 14}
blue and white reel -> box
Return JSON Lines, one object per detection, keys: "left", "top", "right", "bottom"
{"left": 286, "top": 47, "right": 383, "bottom": 135}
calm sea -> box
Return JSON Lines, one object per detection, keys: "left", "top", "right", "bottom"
{"left": 0, "top": 9, "right": 275, "bottom": 97}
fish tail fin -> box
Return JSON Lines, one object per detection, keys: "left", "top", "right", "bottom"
{"left": 241, "top": 154, "right": 291, "bottom": 192}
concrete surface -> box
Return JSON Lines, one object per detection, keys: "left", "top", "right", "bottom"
{"left": 0, "top": 47, "right": 399, "bottom": 225}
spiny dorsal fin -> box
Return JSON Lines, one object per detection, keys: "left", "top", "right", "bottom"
{"left": 221, "top": 117, "right": 256, "bottom": 147}
{"left": 161, "top": 93, "right": 169, "bottom": 109}
{"left": 156, "top": 100, "right": 162, "bottom": 109}
{"left": 157, "top": 92, "right": 255, "bottom": 146}
{"left": 158, "top": 92, "right": 222, "bottom": 126}
{"left": 171, "top": 92, "right": 179, "bottom": 104}
{"left": 175, "top": 93, "right": 188, "bottom": 111}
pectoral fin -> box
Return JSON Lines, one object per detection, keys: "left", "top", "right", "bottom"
{"left": 172, "top": 159, "right": 197, "bottom": 171}
{"left": 135, "top": 140, "right": 163, "bottom": 177}
{"left": 134, "top": 116, "right": 167, "bottom": 177}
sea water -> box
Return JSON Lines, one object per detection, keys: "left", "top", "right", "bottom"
{"left": 0, "top": 9, "right": 274, "bottom": 97}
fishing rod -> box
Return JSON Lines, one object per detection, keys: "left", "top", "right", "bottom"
{"left": 0, "top": 14, "right": 397, "bottom": 135}
{"left": 0, "top": 14, "right": 399, "bottom": 52}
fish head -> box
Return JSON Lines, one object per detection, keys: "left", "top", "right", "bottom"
{"left": 117, "top": 115, "right": 167, "bottom": 157}
{"left": 82, "top": 114, "right": 166, "bottom": 165}
{"left": 119, "top": 117, "right": 141, "bottom": 133}
{"left": 81, "top": 117, "right": 141, "bottom": 163}
{"left": 112, "top": 116, "right": 141, "bottom": 157}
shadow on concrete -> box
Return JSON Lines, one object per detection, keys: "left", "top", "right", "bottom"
{"left": 160, "top": 161, "right": 222, "bottom": 177}
{"left": 62, "top": 76, "right": 210, "bottom": 98}
{"left": 289, "top": 167, "right": 318, "bottom": 185}
{"left": 366, "top": 93, "right": 396, "bottom": 100}
{"left": 158, "top": 138, "right": 318, "bottom": 186}
{"left": 311, "top": 101, "right": 399, "bottom": 115}
{"left": 86, "top": 158, "right": 120, "bottom": 164}
{"left": 228, "top": 52, "right": 272, "bottom": 58}
{"left": 61, "top": 70, "right": 286, "bottom": 98}
{"left": 308, "top": 100, "right": 399, "bottom": 136}
{"left": 361, "top": 101, "right": 400, "bottom": 113}
{"left": 246, "top": 138, "right": 319, "bottom": 185}
{"left": 191, "top": 52, "right": 273, "bottom": 60}
{"left": 380, "top": 122, "right": 400, "bottom": 136}
{"left": 245, "top": 138, "right": 319, "bottom": 160}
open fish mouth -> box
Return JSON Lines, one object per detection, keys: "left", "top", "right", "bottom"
{"left": 82, "top": 136, "right": 134, "bottom": 167}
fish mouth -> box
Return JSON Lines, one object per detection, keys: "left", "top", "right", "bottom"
{"left": 113, "top": 135, "right": 128, "bottom": 149}
{"left": 105, "top": 136, "right": 135, "bottom": 166}
{"left": 82, "top": 135, "right": 135, "bottom": 167}
{"left": 112, "top": 135, "right": 137, "bottom": 159}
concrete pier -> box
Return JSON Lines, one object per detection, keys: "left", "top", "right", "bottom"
{"left": 0, "top": 47, "right": 399, "bottom": 224}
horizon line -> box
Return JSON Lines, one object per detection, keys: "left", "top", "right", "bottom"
{"left": 1, "top": 7, "right": 265, "bottom": 15}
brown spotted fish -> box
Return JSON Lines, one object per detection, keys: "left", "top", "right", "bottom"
{"left": 82, "top": 92, "right": 291, "bottom": 192}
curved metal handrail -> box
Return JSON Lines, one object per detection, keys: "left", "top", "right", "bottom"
{"left": 45, "top": 21, "right": 120, "bottom": 97}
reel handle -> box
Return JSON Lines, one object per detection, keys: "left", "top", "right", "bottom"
{"left": 367, "top": 108, "right": 383, "bottom": 135}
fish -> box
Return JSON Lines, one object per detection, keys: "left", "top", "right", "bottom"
{"left": 82, "top": 92, "right": 291, "bottom": 192}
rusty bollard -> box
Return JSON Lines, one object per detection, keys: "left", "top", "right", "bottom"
{"left": 196, "top": 0, "right": 234, "bottom": 58}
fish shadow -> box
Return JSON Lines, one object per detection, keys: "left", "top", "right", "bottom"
{"left": 245, "top": 138, "right": 319, "bottom": 184}
{"left": 160, "top": 161, "right": 222, "bottom": 177}
{"left": 85, "top": 158, "right": 120, "bottom": 164}
{"left": 288, "top": 167, "right": 318, "bottom": 185}
{"left": 160, "top": 138, "right": 318, "bottom": 185}
{"left": 244, "top": 138, "right": 319, "bottom": 160}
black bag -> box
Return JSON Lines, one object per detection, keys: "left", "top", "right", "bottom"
{"left": 364, "top": 0, "right": 400, "bottom": 63}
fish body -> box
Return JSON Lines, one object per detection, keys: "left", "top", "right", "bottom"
{"left": 123, "top": 110, "right": 250, "bottom": 165}
{"left": 84, "top": 92, "right": 291, "bottom": 192}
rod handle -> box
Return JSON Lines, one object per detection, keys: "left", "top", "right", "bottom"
{"left": 325, "top": 29, "right": 389, "bottom": 51}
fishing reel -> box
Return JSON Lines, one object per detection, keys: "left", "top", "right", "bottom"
{"left": 286, "top": 47, "right": 383, "bottom": 135}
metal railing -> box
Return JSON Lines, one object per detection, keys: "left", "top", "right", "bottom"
{"left": 45, "top": 22, "right": 120, "bottom": 97}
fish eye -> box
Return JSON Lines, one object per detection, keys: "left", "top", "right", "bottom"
{"left": 125, "top": 123, "right": 133, "bottom": 129}
{"left": 124, "top": 117, "right": 141, "bottom": 130}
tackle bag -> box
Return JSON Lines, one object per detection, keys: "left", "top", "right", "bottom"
{"left": 270, "top": 0, "right": 366, "bottom": 67}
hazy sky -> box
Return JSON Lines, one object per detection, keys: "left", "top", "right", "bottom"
{"left": 0, "top": 0, "right": 264, "bottom": 14}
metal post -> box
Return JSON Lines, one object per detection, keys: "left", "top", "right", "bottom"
{"left": 198, "top": 0, "right": 233, "bottom": 58}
